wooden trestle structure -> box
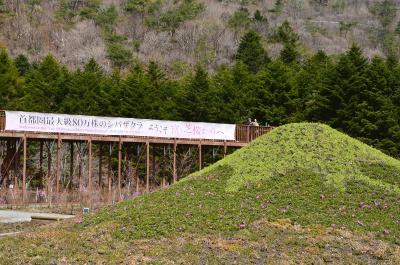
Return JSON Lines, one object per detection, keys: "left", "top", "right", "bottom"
{"left": 0, "top": 111, "right": 273, "bottom": 207}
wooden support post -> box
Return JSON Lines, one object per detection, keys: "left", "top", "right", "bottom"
{"left": 173, "top": 141, "right": 177, "bottom": 184}
{"left": 198, "top": 144, "right": 202, "bottom": 170}
{"left": 224, "top": 141, "right": 227, "bottom": 158}
{"left": 88, "top": 138, "right": 92, "bottom": 196}
{"left": 14, "top": 140, "right": 19, "bottom": 192}
{"left": 47, "top": 141, "right": 52, "bottom": 202}
{"left": 39, "top": 141, "right": 43, "bottom": 172}
{"left": 118, "top": 138, "right": 122, "bottom": 200}
{"left": 146, "top": 141, "right": 150, "bottom": 192}
{"left": 108, "top": 143, "right": 112, "bottom": 201}
{"left": 152, "top": 144, "right": 156, "bottom": 184}
{"left": 246, "top": 126, "right": 250, "bottom": 142}
{"left": 22, "top": 135, "right": 27, "bottom": 204}
{"left": 78, "top": 143, "right": 82, "bottom": 191}
{"left": 98, "top": 144, "right": 102, "bottom": 188}
{"left": 69, "top": 142, "right": 74, "bottom": 190}
{"left": 134, "top": 144, "right": 139, "bottom": 193}
{"left": 135, "top": 167, "right": 139, "bottom": 193}
{"left": 56, "top": 133, "right": 61, "bottom": 193}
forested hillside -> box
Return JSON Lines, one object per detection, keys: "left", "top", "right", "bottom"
{"left": 0, "top": 0, "right": 400, "bottom": 70}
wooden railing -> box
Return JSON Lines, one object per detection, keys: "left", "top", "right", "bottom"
{"left": 235, "top": 125, "right": 274, "bottom": 143}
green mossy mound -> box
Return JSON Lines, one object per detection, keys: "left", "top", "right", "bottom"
{"left": 195, "top": 123, "right": 400, "bottom": 192}
{"left": 86, "top": 123, "right": 400, "bottom": 243}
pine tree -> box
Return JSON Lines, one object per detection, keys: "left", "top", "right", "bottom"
{"left": 279, "top": 43, "right": 299, "bottom": 64}
{"left": 147, "top": 61, "right": 165, "bottom": 88}
{"left": 236, "top": 30, "right": 269, "bottom": 73}
{"left": 0, "top": 49, "right": 21, "bottom": 109}
{"left": 300, "top": 51, "right": 333, "bottom": 122}
{"left": 210, "top": 64, "right": 247, "bottom": 123}
{"left": 252, "top": 60, "right": 295, "bottom": 125}
{"left": 272, "top": 21, "right": 299, "bottom": 45}
{"left": 116, "top": 64, "right": 153, "bottom": 118}
{"left": 61, "top": 58, "right": 107, "bottom": 115}
{"left": 16, "top": 55, "right": 65, "bottom": 112}
{"left": 343, "top": 56, "right": 400, "bottom": 156}
{"left": 14, "top": 54, "right": 31, "bottom": 76}
{"left": 180, "top": 65, "right": 213, "bottom": 122}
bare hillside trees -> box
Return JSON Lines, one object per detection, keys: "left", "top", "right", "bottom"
{"left": 0, "top": 0, "right": 399, "bottom": 70}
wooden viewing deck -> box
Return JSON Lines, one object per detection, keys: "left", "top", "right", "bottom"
{"left": 0, "top": 111, "right": 273, "bottom": 207}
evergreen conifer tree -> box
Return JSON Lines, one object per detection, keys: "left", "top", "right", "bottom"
{"left": 14, "top": 54, "right": 31, "bottom": 76}
{"left": 61, "top": 58, "right": 106, "bottom": 115}
{"left": 279, "top": 43, "right": 299, "bottom": 64}
{"left": 181, "top": 65, "right": 213, "bottom": 121}
{"left": 236, "top": 30, "right": 269, "bottom": 73}
{"left": 0, "top": 49, "right": 21, "bottom": 109}
{"left": 17, "top": 55, "right": 65, "bottom": 112}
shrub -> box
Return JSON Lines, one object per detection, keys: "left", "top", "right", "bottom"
{"left": 228, "top": 8, "right": 251, "bottom": 31}
{"left": 107, "top": 42, "right": 133, "bottom": 68}
{"left": 95, "top": 4, "right": 118, "bottom": 31}
{"left": 146, "top": 0, "right": 204, "bottom": 33}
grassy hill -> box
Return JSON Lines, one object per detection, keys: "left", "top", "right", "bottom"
{"left": 0, "top": 123, "right": 399, "bottom": 264}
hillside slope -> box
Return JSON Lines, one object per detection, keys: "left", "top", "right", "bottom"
{"left": 0, "top": 123, "right": 399, "bottom": 264}
{"left": 1, "top": 0, "right": 399, "bottom": 70}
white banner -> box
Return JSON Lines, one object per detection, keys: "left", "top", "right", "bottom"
{"left": 4, "top": 111, "right": 236, "bottom": 141}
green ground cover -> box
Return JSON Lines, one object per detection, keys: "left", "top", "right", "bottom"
{"left": 0, "top": 123, "right": 399, "bottom": 264}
